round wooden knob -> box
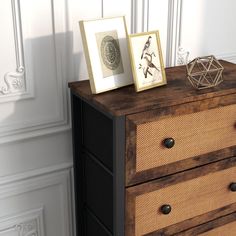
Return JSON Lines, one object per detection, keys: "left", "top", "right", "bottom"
{"left": 160, "top": 204, "right": 172, "bottom": 215}
{"left": 163, "top": 138, "right": 175, "bottom": 149}
{"left": 229, "top": 183, "right": 236, "bottom": 192}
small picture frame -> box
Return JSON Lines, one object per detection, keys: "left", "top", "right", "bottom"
{"left": 128, "top": 31, "right": 167, "bottom": 92}
{"left": 79, "top": 16, "right": 133, "bottom": 94}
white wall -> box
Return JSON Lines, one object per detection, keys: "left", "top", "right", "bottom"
{"left": 0, "top": 0, "right": 73, "bottom": 235}
{"left": 0, "top": 1, "right": 235, "bottom": 236}
{"left": 178, "top": 0, "right": 236, "bottom": 63}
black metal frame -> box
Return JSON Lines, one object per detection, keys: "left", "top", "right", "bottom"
{"left": 71, "top": 92, "right": 126, "bottom": 236}
{"left": 71, "top": 94, "right": 85, "bottom": 236}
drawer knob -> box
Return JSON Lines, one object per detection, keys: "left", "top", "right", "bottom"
{"left": 160, "top": 204, "right": 172, "bottom": 215}
{"left": 229, "top": 183, "right": 236, "bottom": 192}
{"left": 163, "top": 138, "right": 175, "bottom": 149}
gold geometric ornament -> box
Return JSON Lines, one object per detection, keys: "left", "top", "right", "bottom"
{"left": 186, "top": 55, "right": 224, "bottom": 90}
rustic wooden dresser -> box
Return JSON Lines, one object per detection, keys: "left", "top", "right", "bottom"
{"left": 69, "top": 60, "right": 236, "bottom": 236}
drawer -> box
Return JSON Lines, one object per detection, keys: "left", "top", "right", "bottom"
{"left": 125, "top": 156, "right": 236, "bottom": 236}
{"left": 126, "top": 95, "right": 236, "bottom": 185}
{"left": 177, "top": 212, "right": 236, "bottom": 236}
{"left": 199, "top": 221, "right": 236, "bottom": 236}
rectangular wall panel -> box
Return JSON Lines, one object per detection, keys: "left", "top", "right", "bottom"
{"left": 68, "top": 0, "right": 103, "bottom": 81}
{"left": 148, "top": 0, "right": 169, "bottom": 65}
{"left": 0, "top": 165, "right": 73, "bottom": 236}
{"left": 0, "top": 1, "right": 18, "bottom": 82}
{"left": 0, "top": 0, "right": 28, "bottom": 101}
{"left": 0, "top": 0, "right": 70, "bottom": 143}
{"left": 180, "top": 0, "right": 236, "bottom": 62}
{"left": 103, "top": 0, "right": 132, "bottom": 33}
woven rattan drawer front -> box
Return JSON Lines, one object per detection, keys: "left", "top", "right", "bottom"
{"left": 199, "top": 221, "right": 236, "bottom": 236}
{"left": 126, "top": 158, "right": 236, "bottom": 236}
{"left": 126, "top": 96, "right": 236, "bottom": 185}
{"left": 136, "top": 104, "right": 236, "bottom": 171}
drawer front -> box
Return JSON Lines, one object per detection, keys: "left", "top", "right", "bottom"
{"left": 199, "top": 221, "right": 236, "bottom": 236}
{"left": 175, "top": 212, "right": 236, "bottom": 236}
{"left": 126, "top": 95, "right": 236, "bottom": 185}
{"left": 126, "top": 157, "right": 236, "bottom": 236}
{"left": 136, "top": 104, "right": 236, "bottom": 171}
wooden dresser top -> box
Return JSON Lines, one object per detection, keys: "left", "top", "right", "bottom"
{"left": 68, "top": 60, "right": 236, "bottom": 116}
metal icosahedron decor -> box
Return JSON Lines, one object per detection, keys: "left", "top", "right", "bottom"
{"left": 186, "top": 55, "right": 224, "bottom": 90}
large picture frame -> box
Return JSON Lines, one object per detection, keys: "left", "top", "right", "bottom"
{"left": 79, "top": 16, "right": 133, "bottom": 94}
{"left": 128, "top": 31, "right": 167, "bottom": 92}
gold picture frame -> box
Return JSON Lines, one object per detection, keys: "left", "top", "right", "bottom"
{"left": 128, "top": 31, "right": 167, "bottom": 92}
{"left": 79, "top": 16, "right": 133, "bottom": 94}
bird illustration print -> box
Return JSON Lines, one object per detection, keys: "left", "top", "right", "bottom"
{"left": 139, "top": 36, "right": 160, "bottom": 79}
{"left": 141, "top": 36, "right": 152, "bottom": 59}
{"left": 139, "top": 52, "right": 160, "bottom": 78}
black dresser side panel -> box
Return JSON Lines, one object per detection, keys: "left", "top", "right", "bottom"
{"left": 82, "top": 102, "right": 113, "bottom": 171}
{"left": 83, "top": 152, "right": 113, "bottom": 232}
{"left": 71, "top": 94, "right": 85, "bottom": 236}
{"left": 84, "top": 208, "right": 112, "bottom": 236}
{"left": 72, "top": 95, "right": 125, "bottom": 236}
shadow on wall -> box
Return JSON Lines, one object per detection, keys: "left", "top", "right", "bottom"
{"left": 24, "top": 31, "right": 79, "bottom": 86}
{"left": 0, "top": 31, "right": 78, "bottom": 175}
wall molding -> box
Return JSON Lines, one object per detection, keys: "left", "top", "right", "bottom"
{"left": 216, "top": 52, "right": 236, "bottom": 64}
{"left": 0, "top": 114, "right": 71, "bottom": 144}
{"left": 131, "top": 0, "right": 150, "bottom": 33}
{"left": 166, "top": 0, "right": 183, "bottom": 67}
{"left": 167, "top": 1, "right": 236, "bottom": 66}
{"left": 131, "top": 0, "right": 137, "bottom": 33}
{"left": 0, "top": 0, "right": 34, "bottom": 103}
{"left": 0, "top": 208, "right": 45, "bottom": 236}
{"left": 133, "top": 0, "right": 184, "bottom": 67}
{"left": 142, "top": 0, "right": 150, "bottom": 32}
{"left": 101, "top": 0, "right": 104, "bottom": 17}
{"left": 0, "top": 162, "right": 73, "bottom": 186}
{"left": 0, "top": 162, "right": 73, "bottom": 236}
{"left": 0, "top": 0, "right": 70, "bottom": 144}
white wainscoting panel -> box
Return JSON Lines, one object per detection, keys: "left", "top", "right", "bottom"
{"left": 0, "top": 0, "right": 33, "bottom": 103}
{"left": 132, "top": 0, "right": 182, "bottom": 67}
{"left": 0, "top": 208, "right": 44, "bottom": 236}
{"left": 217, "top": 52, "right": 236, "bottom": 64}
{"left": 0, "top": 163, "right": 73, "bottom": 236}
{"left": 67, "top": 0, "right": 103, "bottom": 81}
{"left": 148, "top": 0, "right": 169, "bottom": 65}
{"left": 164, "top": 0, "right": 183, "bottom": 66}
{"left": 132, "top": 0, "right": 148, "bottom": 33}
{"left": 0, "top": 0, "right": 70, "bottom": 144}
{"left": 0, "top": 2, "right": 235, "bottom": 236}
{"left": 180, "top": 0, "right": 236, "bottom": 63}
{"left": 103, "top": 0, "right": 132, "bottom": 32}
{"left": 0, "top": 131, "right": 73, "bottom": 178}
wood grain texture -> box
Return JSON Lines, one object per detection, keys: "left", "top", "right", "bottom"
{"left": 199, "top": 220, "right": 236, "bottom": 236}
{"left": 126, "top": 156, "right": 236, "bottom": 236}
{"left": 146, "top": 205, "right": 236, "bottom": 236}
{"left": 136, "top": 104, "right": 236, "bottom": 172}
{"left": 127, "top": 148, "right": 236, "bottom": 187}
{"left": 175, "top": 212, "right": 236, "bottom": 236}
{"left": 68, "top": 60, "right": 236, "bottom": 116}
{"left": 69, "top": 61, "right": 236, "bottom": 236}
{"left": 126, "top": 93, "right": 236, "bottom": 186}
{"left": 135, "top": 166, "right": 236, "bottom": 235}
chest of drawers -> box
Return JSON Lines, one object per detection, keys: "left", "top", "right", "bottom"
{"left": 69, "top": 60, "right": 236, "bottom": 236}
